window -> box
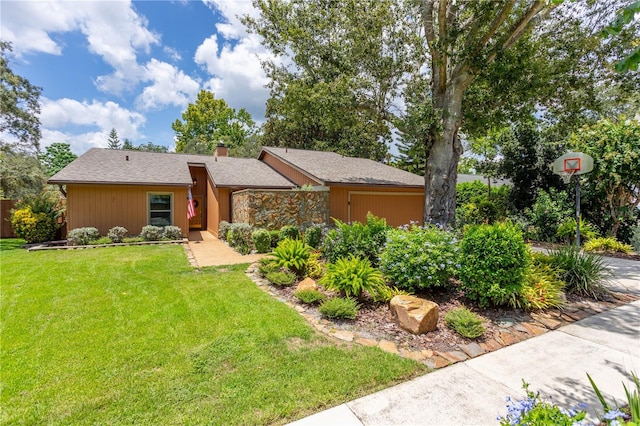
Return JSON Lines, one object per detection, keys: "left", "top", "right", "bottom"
{"left": 148, "top": 193, "right": 173, "bottom": 226}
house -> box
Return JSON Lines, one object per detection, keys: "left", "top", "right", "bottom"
{"left": 48, "top": 145, "right": 501, "bottom": 238}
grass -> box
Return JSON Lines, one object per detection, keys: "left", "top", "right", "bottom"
{"left": 0, "top": 241, "right": 424, "bottom": 425}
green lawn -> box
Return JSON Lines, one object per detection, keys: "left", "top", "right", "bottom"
{"left": 1, "top": 241, "right": 425, "bottom": 425}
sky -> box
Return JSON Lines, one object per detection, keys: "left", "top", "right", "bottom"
{"left": 1, "top": 0, "right": 274, "bottom": 155}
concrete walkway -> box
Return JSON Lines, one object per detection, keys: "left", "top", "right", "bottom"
{"left": 289, "top": 256, "right": 640, "bottom": 425}
{"left": 186, "top": 230, "right": 265, "bottom": 267}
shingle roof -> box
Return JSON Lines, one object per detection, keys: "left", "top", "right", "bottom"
{"left": 259, "top": 146, "right": 425, "bottom": 187}
{"left": 48, "top": 148, "right": 295, "bottom": 188}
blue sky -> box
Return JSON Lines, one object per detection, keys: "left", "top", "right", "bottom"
{"left": 1, "top": 0, "right": 273, "bottom": 155}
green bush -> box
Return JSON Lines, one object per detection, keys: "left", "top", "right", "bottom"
{"left": 526, "top": 188, "right": 573, "bottom": 242}
{"left": 90, "top": 236, "right": 113, "bottom": 245}
{"left": 257, "top": 257, "right": 281, "bottom": 277}
{"left": 227, "top": 223, "right": 254, "bottom": 254}
{"left": 380, "top": 224, "right": 459, "bottom": 292}
{"left": 549, "top": 246, "right": 611, "bottom": 299}
{"left": 107, "top": 226, "right": 128, "bottom": 243}
{"left": 272, "top": 238, "right": 312, "bottom": 276}
{"left": 459, "top": 222, "right": 529, "bottom": 307}
{"left": 444, "top": 308, "right": 486, "bottom": 339}
{"left": 632, "top": 223, "right": 640, "bottom": 253}
{"left": 163, "top": 226, "right": 183, "bottom": 240}
{"left": 456, "top": 181, "right": 489, "bottom": 207}
{"left": 268, "top": 230, "right": 281, "bottom": 248}
{"left": 218, "top": 221, "right": 231, "bottom": 241}
{"left": 303, "top": 225, "right": 324, "bottom": 249}
{"left": 11, "top": 206, "right": 58, "bottom": 244}
{"left": 321, "top": 213, "right": 389, "bottom": 266}
{"left": 122, "top": 237, "right": 144, "bottom": 243}
{"left": 584, "top": 237, "right": 633, "bottom": 254}
{"left": 266, "top": 270, "right": 296, "bottom": 287}
{"left": 279, "top": 225, "right": 300, "bottom": 241}
{"left": 517, "top": 264, "right": 566, "bottom": 310}
{"left": 294, "top": 289, "right": 327, "bottom": 304}
{"left": 319, "top": 255, "right": 386, "bottom": 300}
{"left": 140, "top": 225, "right": 164, "bottom": 241}
{"left": 556, "top": 217, "right": 599, "bottom": 244}
{"left": 319, "top": 297, "right": 359, "bottom": 320}
{"left": 252, "top": 229, "right": 271, "bottom": 253}
{"left": 67, "top": 227, "right": 101, "bottom": 246}
{"left": 304, "top": 252, "right": 324, "bottom": 279}
{"left": 374, "top": 286, "right": 411, "bottom": 303}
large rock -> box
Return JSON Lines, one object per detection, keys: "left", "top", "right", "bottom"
{"left": 390, "top": 295, "right": 439, "bottom": 334}
{"left": 296, "top": 277, "right": 317, "bottom": 292}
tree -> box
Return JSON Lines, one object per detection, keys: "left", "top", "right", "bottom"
{"left": 0, "top": 147, "right": 46, "bottom": 199}
{"left": 567, "top": 118, "right": 640, "bottom": 238}
{"left": 135, "top": 142, "right": 168, "bottom": 153}
{"left": 1, "top": 40, "right": 42, "bottom": 153}
{"left": 39, "top": 143, "right": 77, "bottom": 176}
{"left": 229, "top": 133, "right": 263, "bottom": 158}
{"left": 122, "top": 138, "right": 135, "bottom": 150}
{"left": 601, "top": 1, "right": 640, "bottom": 72}
{"left": 172, "top": 90, "right": 255, "bottom": 153}
{"left": 107, "top": 128, "right": 121, "bottom": 149}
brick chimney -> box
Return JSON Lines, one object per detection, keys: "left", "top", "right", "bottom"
{"left": 214, "top": 142, "right": 228, "bottom": 157}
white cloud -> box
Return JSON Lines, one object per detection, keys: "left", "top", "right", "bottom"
{"left": 163, "top": 46, "right": 182, "bottom": 62}
{"left": 136, "top": 59, "right": 201, "bottom": 110}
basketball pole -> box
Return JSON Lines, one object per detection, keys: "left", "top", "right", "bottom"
{"left": 575, "top": 177, "right": 581, "bottom": 248}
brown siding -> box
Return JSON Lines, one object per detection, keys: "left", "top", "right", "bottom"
{"left": 205, "top": 181, "right": 231, "bottom": 238}
{"left": 189, "top": 166, "right": 208, "bottom": 229}
{"left": 261, "top": 152, "right": 319, "bottom": 186}
{"left": 1, "top": 199, "right": 17, "bottom": 238}
{"left": 329, "top": 186, "right": 424, "bottom": 227}
{"left": 66, "top": 184, "right": 188, "bottom": 236}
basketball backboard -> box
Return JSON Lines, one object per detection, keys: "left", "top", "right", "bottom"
{"left": 552, "top": 152, "right": 594, "bottom": 176}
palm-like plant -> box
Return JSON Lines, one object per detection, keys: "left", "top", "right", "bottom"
{"left": 272, "top": 238, "right": 311, "bottom": 276}
{"left": 319, "top": 255, "right": 386, "bottom": 300}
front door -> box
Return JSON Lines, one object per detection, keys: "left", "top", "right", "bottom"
{"left": 189, "top": 195, "right": 203, "bottom": 229}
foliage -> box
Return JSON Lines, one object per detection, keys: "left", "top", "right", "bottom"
{"left": 38, "top": 142, "right": 76, "bottom": 176}
{"left": 456, "top": 181, "right": 490, "bottom": 208}
{"left": 374, "top": 286, "right": 412, "bottom": 304}
{"left": 567, "top": 118, "right": 640, "bottom": 238}
{"left": 303, "top": 225, "right": 324, "bottom": 249}
{"left": 173, "top": 90, "right": 255, "bottom": 153}
{"left": 319, "top": 255, "right": 386, "bottom": 301}
{"left": 588, "top": 372, "right": 639, "bottom": 425}
{"left": 444, "top": 308, "right": 486, "bottom": 339}
{"left": 304, "top": 252, "right": 324, "bottom": 279}
{"left": 107, "top": 226, "right": 128, "bottom": 243}
{"left": 517, "top": 264, "right": 566, "bottom": 311}
{"left": 121, "top": 140, "right": 168, "bottom": 153}
{"left": 90, "top": 237, "right": 113, "bottom": 245}
{"left": 319, "top": 297, "right": 359, "bottom": 320}
{"left": 228, "top": 133, "right": 262, "bottom": 158}
{"left": 460, "top": 222, "right": 529, "bottom": 308}
{"left": 601, "top": 2, "right": 640, "bottom": 72}
{"left": 380, "top": 224, "right": 459, "bottom": 292}
{"left": 265, "top": 270, "right": 297, "bottom": 287}
{"left": 584, "top": 237, "right": 633, "bottom": 254}
{"left": 227, "top": 223, "right": 254, "bottom": 255}
{"left": 1, "top": 41, "right": 42, "bottom": 152}
{"left": 10, "top": 206, "right": 55, "bottom": 244}
{"left": 218, "top": 221, "right": 231, "bottom": 241}
{"left": 122, "top": 237, "right": 144, "bottom": 243}
{"left": 632, "top": 223, "right": 640, "bottom": 253}
{"left": 257, "top": 257, "right": 281, "bottom": 277}
{"left": 556, "top": 217, "right": 599, "bottom": 245}
{"left": 279, "top": 225, "right": 300, "bottom": 241}
{"left": 526, "top": 188, "right": 573, "bottom": 242}
{"left": 252, "top": 229, "right": 271, "bottom": 254}
{"left": 321, "top": 213, "right": 389, "bottom": 266}
{"left": 268, "top": 229, "right": 281, "bottom": 248}
{"left": 455, "top": 181, "right": 511, "bottom": 227}
{"left": 140, "top": 225, "right": 164, "bottom": 242}
{"left": 163, "top": 226, "right": 183, "bottom": 240}
{"left": 0, "top": 148, "right": 46, "bottom": 199}
{"left": 272, "top": 238, "right": 312, "bottom": 277}
{"left": 549, "top": 246, "right": 611, "bottom": 299}
{"left": 498, "top": 381, "right": 586, "bottom": 426}
{"left": 107, "top": 128, "right": 120, "bottom": 149}
{"left": 294, "top": 289, "right": 327, "bottom": 305}
{"left": 67, "top": 227, "right": 100, "bottom": 246}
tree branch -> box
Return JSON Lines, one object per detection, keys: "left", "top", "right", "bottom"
{"left": 437, "top": 0, "right": 448, "bottom": 91}
{"left": 478, "top": 0, "right": 517, "bottom": 50}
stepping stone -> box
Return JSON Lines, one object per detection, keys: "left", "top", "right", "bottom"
{"left": 531, "top": 313, "right": 562, "bottom": 330}
{"left": 355, "top": 338, "right": 378, "bottom": 347}
{"left": 332, "top": 330, "right": 354, "bottom": 342}
{"left": 404, "top": 351, "right": 426, "bottom": 362}
{"left": 424, "top": 355, "right": 451, "bottom": 369}
{"left": 421, "top": 349, "right": 434, "bottom": 358}
{"left": 378, "top": 340, "right": 399, "bottom": 354}
{"left": 480, "top": 338, "right": 502, "bottom": 352}
{"left": 439, "top": 350, "right": 469, "bottom": 363}
{"left": 497, "top": 331, "right": 520, "bottom": 346}
{"left": 459, "top": 342, "right": 485, "bottom": 358}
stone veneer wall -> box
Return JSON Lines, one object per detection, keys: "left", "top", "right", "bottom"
{"left": 232, "top": 189, "right": 329, "bottom": 230}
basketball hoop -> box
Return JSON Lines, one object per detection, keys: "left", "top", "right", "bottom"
{"left": 559, "top": 170, "right": 575, "bottom": 184}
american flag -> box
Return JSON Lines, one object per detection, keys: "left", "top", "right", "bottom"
{"left": 187, "top": 188, "right": 196, "bottom": 219}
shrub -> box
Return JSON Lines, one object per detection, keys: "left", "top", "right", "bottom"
{"left": 163, "top": 226, "right": 183, "bottom": 240}
{"left": 140, "top": 225, "right": 164, "bottom": 241}
{"left": 380, "top": 224, "right": 459, "bottom": 292}
{"left": 319, "top": 255, "right": 386, "bottom": 300}
{"left": 91, "top": 236, "right": 113, "bottom": 245}
{"left": 526, "top": 188, "right": 573, "bottom": 242}
{"left": 268, "top": 230, "right": 281, "bottom": 248}
{"left": 272, "top": 238, "right": 312, "bottom": 277}
{"left": 266, "top": 270, "right": 296, "bottom": 287}
{"left": 549, "top": 246, "right": 611, "bottom": 299}
{"left": 218, "top": 221, "right": 231, "bottom": 241}
{"left": 584, "top": 237, "right": 633, "bottom": 254}
{"left": 294, "top": 289, "right": 327, "bottom": 304}
{"left": 319, "top": 297, "right": 359, "bottom": 320}
{"left": 257, "top": 257, "right": 281, "bottom": 277}
{"left": 456, "top": 181, "right": 489, "bottom": 208}
{"left": 122, "top": 237, "right": 144, "bottom": 243}
{"left": 459, "top": 222, "right": 529, "bottom": 307}
{"left": 556, "top": 217, "right": 599, "bottom": 244}
{"left": 321, "top": 213, "right": 389, "bottom": 266}
{"left": 279, "top": 225, "right": 300, "bottom": 241}
{"left": 11, "top": 207, "right": 57, "bottom": 244}
{"left": 374, "top": 286, "right": 412, "bottom": 303}
{"left": 107, "top": 226, "right": 128, "bottom": 243}
{"left": 304, "top": 252, "right": 324, "bottom": 279}
{"left": 517, "top": 264, "right": 566, "bottom": 310}
{"left": 67, "top": 227, "right": 100, "bottom": 246}
{"left": 227, "top": 223, "right": 254, "bottom": 254}
{"left": 252, "top": 229, "right": 271, "bottom": 253}
{"left": 632, "top": 223, "right": 640, "bottom": 253}
{"left": 303, "top": 225, "right": 324, "bottom": 249}
{"left": 444, "top": 308, "right": 486, "bottom": 339}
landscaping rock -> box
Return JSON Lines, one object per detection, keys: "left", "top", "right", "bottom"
{"left": 296, "top": 277, "right": 317, "bottom": 292}
{"left": 389, "top": 295, "right": 439, "bottom": 334}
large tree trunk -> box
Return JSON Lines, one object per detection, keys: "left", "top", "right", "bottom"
{"left": 423, "top": 79, "right": 466, "bottom": 228}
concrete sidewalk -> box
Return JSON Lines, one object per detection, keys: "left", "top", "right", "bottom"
{"left": 290, "top": 257, "right": 640, "bottom": 425}
{"left": 186, "top": 230, "right": 266, "bottom": 267}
